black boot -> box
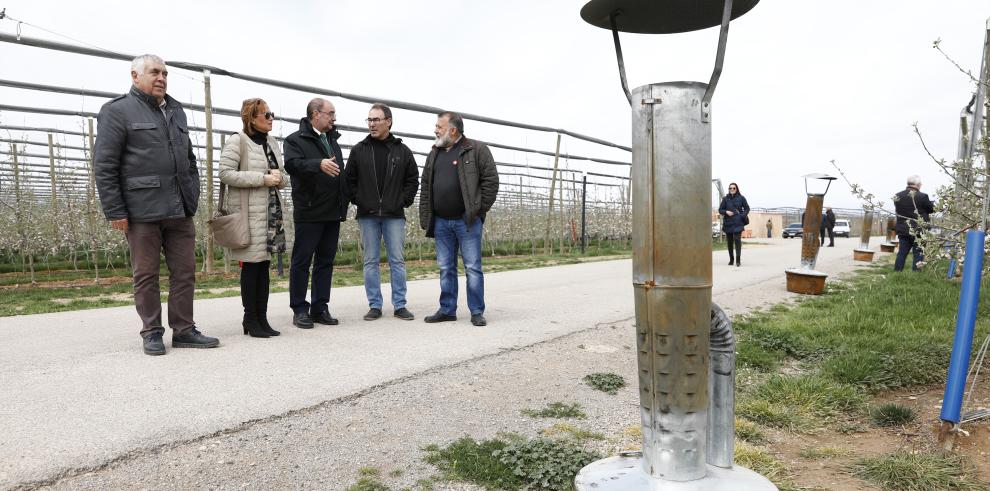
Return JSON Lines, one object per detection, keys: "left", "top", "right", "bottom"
{"left": 255, "top": 260, "right": 279, "bottom": 336}
{"left": 242, "top": 311, "right": 270, "bottom": 338}
{"left": 241, "top": 266, "right": 269, "bottom": 338}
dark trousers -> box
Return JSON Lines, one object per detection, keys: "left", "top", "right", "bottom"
{"left": 126, "top": 217, "right": 197, "bottom": 338}
{"left": 894, "top": 234, "right": 924, "bottom": 271}
{"left": 290, "top": 221, "right": 340, "bottom": 315}
{"left": 826, "top": 227, "right": 835, "bottom": 246}
{"left": 240, "top": 261, "right": 271, "bottom": 317}
{"left": 726, "top": 232, "right": 742, "bottom": 262}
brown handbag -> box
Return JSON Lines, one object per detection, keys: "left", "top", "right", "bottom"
{"left": 208, "top": 134, "right": 250, "bottom": 249}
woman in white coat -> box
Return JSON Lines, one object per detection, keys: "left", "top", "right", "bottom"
{"left": 219, "top": 98, "right": 289, "bottom": 338}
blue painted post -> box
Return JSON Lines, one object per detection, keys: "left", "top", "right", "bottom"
{"left": 940, "top": 230, "right": 986, "bottom": 425}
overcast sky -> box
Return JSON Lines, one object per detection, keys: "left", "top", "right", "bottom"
{"left": 0, "top": 0, "right": 987, "bottom": 210}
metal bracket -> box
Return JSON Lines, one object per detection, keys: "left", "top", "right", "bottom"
{"left": 641, "top": 98, "right": 661, "bottom": 105}
{"left": 609, "top": 10, "right": 633, "bottom": 107}
{"left": 701, "top": 0, "right": 735, "bottom": 123}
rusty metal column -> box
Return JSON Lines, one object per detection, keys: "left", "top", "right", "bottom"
{"left": 785, "top": 189, "right": 829, "bottom": 295}
{"left": 853, "top": 208, "right": 876, "bottom": 262}
{"left": 632, "top": 82, "right": 712, "bottom": 481}
{"left": 858, "top": 209, "right": 874, "bottom": 250}
{"left": 799, "top": 196, "right": 824, "bottom": 270}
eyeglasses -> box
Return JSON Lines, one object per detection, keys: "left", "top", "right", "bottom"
{"left": 317, "top": 110, "right": 335, "bottom": 117}
{"left": 366, "top": 117, "right": 390, "bottom": 124}
{"left": 261, "top": 112, "right": 275, "bottom": 120}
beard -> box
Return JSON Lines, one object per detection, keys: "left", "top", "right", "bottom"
{"left": 434, "top": 133, "right": 452, "bottom": 148}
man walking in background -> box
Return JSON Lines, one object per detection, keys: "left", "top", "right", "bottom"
{"left": 94, "top": 54, "right": 219, "bottom": 355}
{"left": 824, "top": 207, "right": 836, "bottom": 247}
{"left": 893, "top": 175, "right": 934, "bottom": 272}
{"left": 344, "top": 103, "right": 419, "bottom": 321}
{"left": 419, "top": 112, "right": 499, "bottom": 326}
{"left": 284, "top": 98, "right": 348, "bottom": 328}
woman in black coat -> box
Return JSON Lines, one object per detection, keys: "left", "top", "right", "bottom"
{"left": 718, "top": 182, "right": 750, "bottom": 267}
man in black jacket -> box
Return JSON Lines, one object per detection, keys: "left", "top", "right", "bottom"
{"left": 419, "top": 112, "right": 499, "bottom": 326}
{"left": 824, "top": 208, "right": 836, "bottom": 247}
{"left": 892, "top": 175, "right": 935, "bottom": 272}
{"left": 344, "top": 103, "right": 419, "bottom": 321}
{"left": 284, "top": 98, "right": 348, "bottom": 328}
{"left": 94, "top": 54, "right": 219, "bottom": 355}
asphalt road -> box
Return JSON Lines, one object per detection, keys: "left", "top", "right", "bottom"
{"left": 0, "top": 236, "right": 873, "bottom": 490}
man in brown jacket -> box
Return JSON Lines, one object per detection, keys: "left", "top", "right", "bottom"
{"left": 419, "top": 111, "right": 499, "bottom": 326}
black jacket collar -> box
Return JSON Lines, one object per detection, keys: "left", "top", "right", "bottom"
{"left": 129, "top": 85, "right": 178, "bottom": 110}
{"left": 360, "top": 133, "right": 400, "bottom": 147}
{"left": 297, "top": 117, "right": 341, "bottom": 141}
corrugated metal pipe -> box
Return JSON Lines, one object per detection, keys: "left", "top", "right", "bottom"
{"left": 707, "top": 303, "right": 735, "bottom": 468}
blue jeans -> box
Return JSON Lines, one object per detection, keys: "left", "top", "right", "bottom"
{"left": 358, "top": 217, "right": 408, "bottom": 309}
{"left": 894, "top": 233, "right": 924, "bottom": 271}
{"left": 433, "top": 217, "right": 485, "bottom": 316}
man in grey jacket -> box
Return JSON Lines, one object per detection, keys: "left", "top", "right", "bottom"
{"left": 94, "top": 54, "right": 219, "bottom": 355}
{"left": 419, "top": 111, "right": 499, "bottom": 326}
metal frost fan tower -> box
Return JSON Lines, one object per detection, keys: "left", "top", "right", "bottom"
{"left": 576, "top": 1, "right": 776, "bottom": 489}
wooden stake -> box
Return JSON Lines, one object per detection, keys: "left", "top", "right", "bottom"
{"left": 544, "top": 133, "right": 562, "bottom": 255}
{"left": 203, "top": 69, "right": 215, "bottom": 273}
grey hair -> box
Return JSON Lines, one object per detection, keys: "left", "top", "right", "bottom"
{"left": 906, "top": 175, "right": 922, "bottom": 187}
{"left": 306, "top": 98, "right": 329, "bottom": 120}
{"left": 131, "top": 54, "right": 166, "bottom": 74}
{"left": 438, "top": 111, "right": 464, "bottom": 135}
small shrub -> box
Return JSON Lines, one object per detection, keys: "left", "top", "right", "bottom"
{"left": 870, "top": 403, "right": 917, "bottom": 427}
{"left": 423, "top": 437, "right": 522, "bottom": 489}
{"left": 358, "top": 467, "right": 380, "bottom": 476}
{"left": 493, "top": 437, "right": 602, "bottom": 491}
{"left": 583, "top": 372, "right": 626, "bottom": 394}
{"left": 424, "top": 436, "right": 601, "bottom": 491}
{"left": 852, "top": 451, "right": 988, "bottom": 491}
{"left": 522, "top": 402, "right": 587, "bottom": 419}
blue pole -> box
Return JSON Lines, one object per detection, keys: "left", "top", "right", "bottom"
{"left": 940, "top": 230, "right": 986, "bottom": 424}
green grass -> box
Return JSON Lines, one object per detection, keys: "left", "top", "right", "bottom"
{"left": 734, "top": 417, "right": 768, "bottom": 444}
{"left": 852, "top": 451, "right": 988, "bottom": 491}
{"left": 423, "top": 435, "right": 599, "bottom": 491}
{"left": 521, "top": 402, "right": 587, "bottom": 419}
{"left": 735, "top": 265, "right": 989, "bottom": 392}
{"left": 582, "top": 372, "right": 626, "bottom": 394}
{"left": 539, "top": 422, "right": 605, "bottom": 442}
{"left": 737, "top": 374, "right": 865, "bottom": 432}
{"left": 0, "top": 246, "right": 631, "bottom": 317}
{"left": 734, "top": 442, "right": 800, "bottom": 491}
{"left": 345, "top": 477, "right": 391, "bottom": 491}
{"left": 869, "top": 403, "right": 918, "bottom": 427}
{"left": 423, "top": 437, "right": 524, "bottom": 490}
